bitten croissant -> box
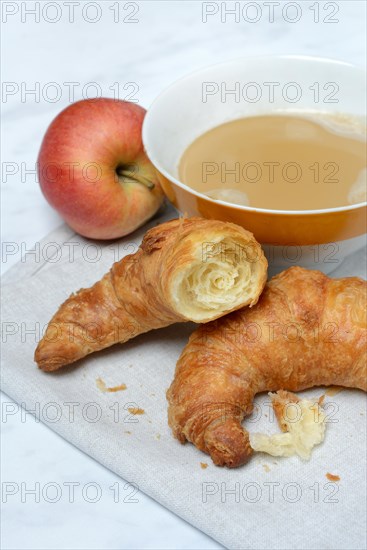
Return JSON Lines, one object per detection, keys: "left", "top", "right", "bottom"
{"left": 35, "top": 217, "right": 267, "bottom": 371}
{"left": 167, "top": 267, "right": 367, "bottom": 468}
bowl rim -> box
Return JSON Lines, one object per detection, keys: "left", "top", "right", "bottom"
{"left": 143, "top": 54, "right": 367, "bottom": 216}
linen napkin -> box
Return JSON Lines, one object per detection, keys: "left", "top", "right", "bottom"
{"left": 1, "top": 206, "right": 366, "bottom": 550}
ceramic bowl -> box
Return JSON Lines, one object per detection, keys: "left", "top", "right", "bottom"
{"left": 143, "top": 56, "right": 366, "bottom": 274}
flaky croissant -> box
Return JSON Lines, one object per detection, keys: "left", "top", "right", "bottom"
{"left": 167, "top": 267, "right": 367, "bottom": 468}
{"left": 35, "top": 217, "right": 267, "bottom": 371}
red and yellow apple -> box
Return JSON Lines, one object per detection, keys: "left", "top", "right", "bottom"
{"left": 37, "top": 98, "right": 165, "bottom": 239}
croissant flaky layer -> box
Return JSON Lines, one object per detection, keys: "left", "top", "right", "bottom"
{"left": 35, "top": 217, "right": 267, "bottom": 371}
{"left": 167, "top": 267, "right": 367, "bottom": 468}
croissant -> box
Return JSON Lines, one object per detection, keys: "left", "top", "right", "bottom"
{"left": 167, "top": 267, "right": 367, "bottom": 468}
{"left": 35, "top": 217, "right": 267, "bottom": 371}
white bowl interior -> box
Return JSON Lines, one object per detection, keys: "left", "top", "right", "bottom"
{"left": 143, "top": 56, "right": 366, "bottom": 182}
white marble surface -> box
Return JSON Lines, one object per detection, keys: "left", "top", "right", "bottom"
{"left": 1, "top": 1, "right": 365, "bottom": 548}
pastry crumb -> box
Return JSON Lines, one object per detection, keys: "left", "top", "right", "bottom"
{"left": 326, "top": 473, "right": 340, "bottom": 482}
{"left": 124, "top": 430, "right": 132, "bottom": 435}
{"left": 155, "top": 434, "right": 161, "bottom": 440}
{"left": 318, "top": 394, "right": 325, "bottom": 406}
{"left": 107, "top": 383, "right": 127, "bottom": 392}
{"left": 250, "top": 390, "right": 326, "bottom": 460}
{"left": 96, "top": 377, "right": 127, "bottom": 393}
{"left": 325, "top": 386, "right": 343, "bottom": 397}
{"left": 96, "top": 377, "right": 107, "bottom": 392}
{"left": 262, "top": 464, "right": 271, "bottom": 472}
{"left": 128, "top": 407, "right": 145, "bottom": 415}
{"left": 200, "top": 462, "right": 208, "bottom": 469}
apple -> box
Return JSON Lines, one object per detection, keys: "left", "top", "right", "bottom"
{"left": 37, "top": 98, "right": 165, "bottom": 239}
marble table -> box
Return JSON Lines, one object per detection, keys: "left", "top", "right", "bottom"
{"left": 1, "top": 1, "right": 365, "bottom": 548}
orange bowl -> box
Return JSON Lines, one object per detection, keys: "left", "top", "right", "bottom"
{"left": 143, "top": 56, "right": 366, "bottom": 273}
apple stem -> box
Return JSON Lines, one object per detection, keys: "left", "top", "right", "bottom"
{"left": 117, "top": 168, "right": 155, "bottom": 190}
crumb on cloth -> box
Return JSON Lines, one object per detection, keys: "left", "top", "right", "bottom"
{"left": 250, "top": 390, "right": 326, "bottom": 460}
{"left": 325, "top": 386, "right": 343, "bottom": 397}
{"left": 326, "top": 473, "right": 340, "bottom": 482}
{"left": 128, "top": 407, "right": 145, "bottom": 415}
{"left": 200, "top": 462, "right": 208, "bottom": 469}
{"left": 96, "top": 377, "right": 127, "bottom": 393}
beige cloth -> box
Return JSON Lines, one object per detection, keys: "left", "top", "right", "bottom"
{"left": 1, "top": 206, "right": 366, "bottom": 550}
